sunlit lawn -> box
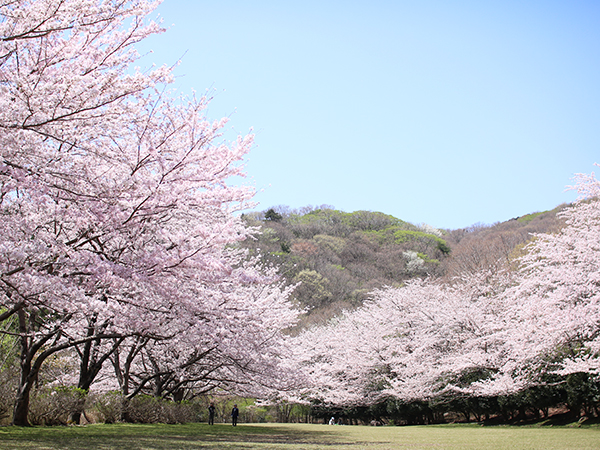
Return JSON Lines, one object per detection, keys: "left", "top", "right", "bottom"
{"left": 0, "top": 422, "right": 598, "bottom": 450}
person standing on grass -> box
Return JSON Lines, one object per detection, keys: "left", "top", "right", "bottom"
{"left": 208, "top": 403, "right": 216, "bottom": 425}
{"left": 231, "top": 404, "right": 239, "bottom": 426}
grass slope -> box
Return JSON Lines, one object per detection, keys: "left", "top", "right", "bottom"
{"left": 0, "top": 423, "right": 599, "bottom": 450}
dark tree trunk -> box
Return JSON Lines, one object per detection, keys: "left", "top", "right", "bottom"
{"left": 12, "top": 309, "right": 34, "bottom": 426}
{"left": 11, "top": 309, "right": 112, "bottom": 426}
{"left": 173, "top": 388, "right": 185, "bottom": 403}
{"left": 12, "top": 382, "right": 33, "bottom": 426}
{"left": 69, "top": 318, "right": 125, "bottom": 424}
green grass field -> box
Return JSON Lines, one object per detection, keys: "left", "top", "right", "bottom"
{"left": 0, "top": 422, "right": 598, "bottom": 450}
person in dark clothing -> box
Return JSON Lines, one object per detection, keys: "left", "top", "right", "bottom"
{"left": 231, "top": 404, "right": 239, "bottom": 426}
{"left": 208, "top": 403, "right": 216, "bottom": 425}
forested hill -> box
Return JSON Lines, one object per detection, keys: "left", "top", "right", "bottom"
{"left": 241, "top": 204, "right": 567, "bottom": 325}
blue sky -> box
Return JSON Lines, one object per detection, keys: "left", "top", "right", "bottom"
{"left": 138, "top": 0, "right": 600, "bottom": 230}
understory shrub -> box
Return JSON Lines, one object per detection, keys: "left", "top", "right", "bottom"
{"left": 0, "top": 370, "right": 17, "bottom": 424}
{"left": 94, "top": 391, "right": 124, "bottom": 424}
{"left": 28, "top": 386, "right": 87, "bottom": 425}
{"left": 123, "top": 395, "right": 201, "bottom": 424}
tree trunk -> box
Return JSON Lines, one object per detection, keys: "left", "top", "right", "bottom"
{"left": 12, "top": 338, "right": 54, "bottom": 426}
{"left": 12, "top": 383, "right": 32, "bottom": 426}
{"left": 12, "top": 309, "right": 32, "bottom": 426}
{"left": 173, "top": 388, "right": 185, "bottom": 403}
{"left": 70, "top": 333, "right": 125, "bottom": 424}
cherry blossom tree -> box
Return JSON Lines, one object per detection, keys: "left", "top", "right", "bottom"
{"left": 0, "top": 0, "right": 297, "bottom": 426}
{"left": 291, "top": 271, "right": 513, "bottom": 409}
{"left": 0, "top": 0, "right": 168, "bottom": 425}
{"left": 471, "top": 171, "right": 600, "bottom": 400}
{"left": 110, "top": 269, "right": 300, "bottom": 405}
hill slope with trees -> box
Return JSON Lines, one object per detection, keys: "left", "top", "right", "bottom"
{"left": 242, "top": 204, "right": 566, "bottom": 325}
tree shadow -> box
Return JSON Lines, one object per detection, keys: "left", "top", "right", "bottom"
{"left": 170, "top": 424, "right": 357, "bottom": 447}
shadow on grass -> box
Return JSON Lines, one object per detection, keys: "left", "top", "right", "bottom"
{"left": 0, "top": 423, "right": 360, "bottom": 450}
{"left": 481, "top": 413, "right": 600, "bottom": 428}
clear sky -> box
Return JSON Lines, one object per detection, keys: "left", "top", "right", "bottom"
{"left": 137, "top": 0, "right": 600, "bottom": 230}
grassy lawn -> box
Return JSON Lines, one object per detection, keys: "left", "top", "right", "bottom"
{"left": 0, "top": 422, "right": 598, "bottom": 450}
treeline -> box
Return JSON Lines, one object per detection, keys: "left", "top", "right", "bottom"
{"left": 310, "top": 374, "right": 599, "bottom": 426}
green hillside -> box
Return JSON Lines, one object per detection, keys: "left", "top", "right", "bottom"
{"left": 241, "top": 204, "right": 566, "bottom": 325}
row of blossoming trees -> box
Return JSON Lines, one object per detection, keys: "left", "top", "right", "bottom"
{"left": 290, "top": 173, "right": 600, "bottom": 423}
{"left": 0, "top": 0, "right": 301, "bottom": 426}
{"left": 1, "top": 0, "right": 599, "bottom": 429}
